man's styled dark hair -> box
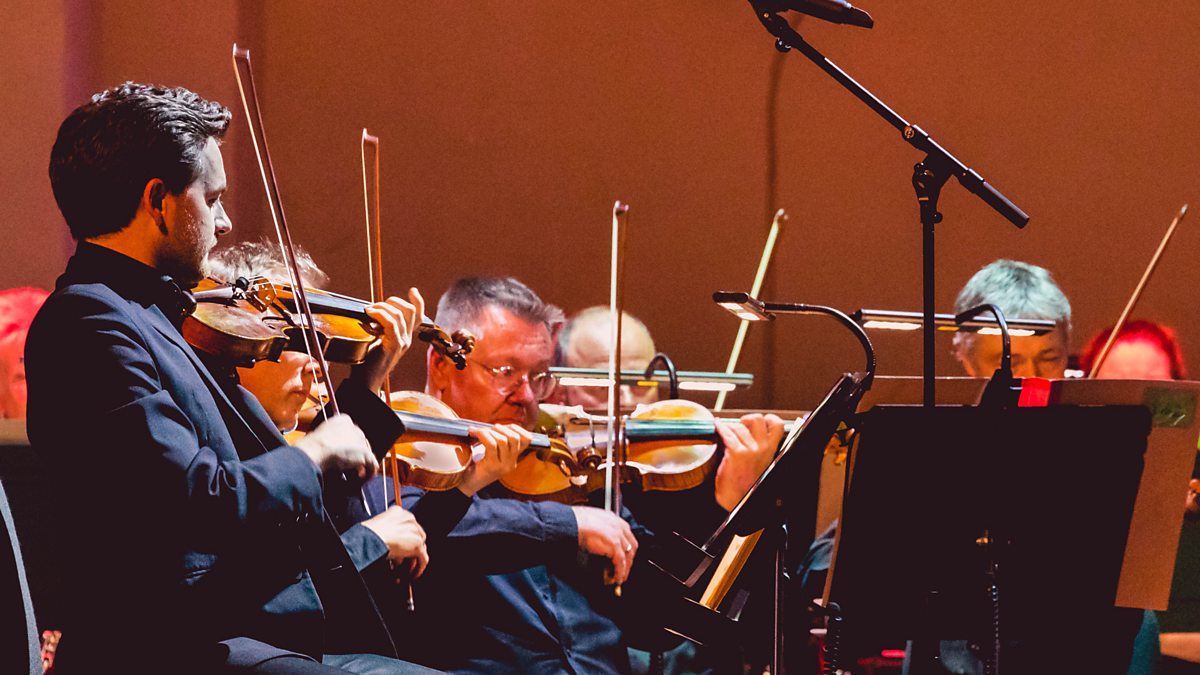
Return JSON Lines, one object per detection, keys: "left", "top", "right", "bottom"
{"left": 48, "top": 82, "right": 232, "bottom": 240}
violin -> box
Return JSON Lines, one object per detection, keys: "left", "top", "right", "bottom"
{"left": 504, "top": 400, "right": 797, "bottom": 500}
{"left": 184, "top": 275, "right": 475, "bottom": 369}
{"left": 385, "top": 390, "right": 583, "bottom": 493}
{"left": 587, "top": 400, "right": 725, "bottom": 493}
{"left": 286, "top": 387, "right": 582, "bottom": 494}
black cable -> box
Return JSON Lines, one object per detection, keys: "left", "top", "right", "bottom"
{"left": 955, "top": 303, "right": 1012, "bottom": 376}
{"left": 643, "top": 352, "right": 679, "bottom": 400}
{"left": 956, "top": 303, "right": 1020, "bottom": 409}
{"left": 763, "top": 301, "right": 876, "bottom": 388}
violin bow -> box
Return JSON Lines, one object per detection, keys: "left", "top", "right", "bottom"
{"left": 361, "top": 130, "right": 402, "bottom": 507}
{"left": 234, "top": 46, "right": 383, "bottom": 524}
{"left": 232, "top": 45, "right": 340, "bottom": 419}
{"left": 1088, "top": 204, "right": 1188, "bottom": 378}
{"left": 605, "top": 201, "right": 630, "bottom": 512}
{"left": 361, "top": 130, "right": 386, "bottom": 323}
{"left": 362, "top": 130, "right": 418, "bottom": 610}
{"left": 604, "top": 201, "right": 630, "bottom": 595}
{"left": 714, "top": 208, "right": 786, "bottom": 412}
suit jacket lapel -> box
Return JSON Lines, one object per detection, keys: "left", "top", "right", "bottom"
{"left": 145, "top": 307, "right": 398, "bottom": 657}
{"left": 143, "top": 306, "right": 275, "bottom": 458}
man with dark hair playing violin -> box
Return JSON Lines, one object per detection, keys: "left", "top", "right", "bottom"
{"left": 27, "top": 82, "right": 439, "bottom": 673}
{"left": 400, "top": 276, "right": 785, "bottom": 674}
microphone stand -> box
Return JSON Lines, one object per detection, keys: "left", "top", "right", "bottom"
{"left": 748, "top": 5, "right": 1029, "bottom": 408}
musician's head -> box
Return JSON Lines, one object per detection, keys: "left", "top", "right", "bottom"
{"left": 49, "top": 82, "right": 233, "bottom": 286}
{"left": 208, "top": 239, "right": 329, "bottom": 288}
{"left": 554, "top": 306, "right": 658, "bottom": 411}
{"left": 1079, "top": 319, "right": 1185, "bottom": 380}
{"left": 953, "top": 259, "right": 1071, "bottom": 379}
{"left": 427, "top": 277, "right": 563, "bottom": 429}
{"left": 0, "top": 287, "right": 49, "bottom": 420}
{"left": 209, "top": 241, "right": 328, "bottom": 431}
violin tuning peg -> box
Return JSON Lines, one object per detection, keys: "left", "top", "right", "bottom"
{"left": 453, "top": 330, "right": 477, "bottom": 354}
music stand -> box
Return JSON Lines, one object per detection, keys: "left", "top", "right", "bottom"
{"left": 838, "top": 376, "right": 1200, "bottom": 611}
{"left": 643, "top": 371, "right": 871, "bottom": 672}
{"left": 825, "top": 403, "right": 1152, "bottom": 673}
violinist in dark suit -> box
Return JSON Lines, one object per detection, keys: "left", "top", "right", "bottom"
{"left": 26, "top": 82, "right": 437, "bottom": 673}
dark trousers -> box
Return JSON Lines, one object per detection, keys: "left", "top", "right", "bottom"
{"left": 245, "top": 653, "right": 441, "bottom": 674}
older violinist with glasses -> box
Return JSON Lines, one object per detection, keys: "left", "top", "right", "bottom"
{"left": 465, "top": 360, "right": 557, "bottom": 401}
{"left": 406, "top": 276, "right": 784, "bottom": 674}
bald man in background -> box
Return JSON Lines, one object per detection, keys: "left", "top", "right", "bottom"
{"left": 555, "top": 306, "right": 659, "bottom": 411}
{"left": 555, "top": 305, "right": 774, "bottom": 673}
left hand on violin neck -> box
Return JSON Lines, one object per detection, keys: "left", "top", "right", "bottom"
{"left": 352, "top": 288, "right": 426, "bottom": 392}
{"left": 713, "top": 413, "right": 787, "bottom": 511}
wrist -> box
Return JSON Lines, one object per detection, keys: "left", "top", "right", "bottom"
{"left": 347, "top": 364, "right": 384, "bottom": 393}
{"left": 293, "top": 438, "right": 327, "bottom": 472}
{"left": 715, "top": 486, "right": 739, "bottom": 512}
{"left": 457, "top": 471, "right": 484, "bottom": 497}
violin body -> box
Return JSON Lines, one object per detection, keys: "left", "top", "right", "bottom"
{"left": 184, "top": 278, "right": 290, "bottom": 366}
{"left": 273, "top": 285, "right": 378, "bottom": 364}
{"left": 510, "top": 400, "right": 721, "bottom": 500}
{"left": 587, "top": 399, "right": 719, "bottom": 494}
{"left": 499, "top": 405, "right": 593, "bottom": 501}
{"left": 386, "top": 391, "right": 475, "bottom": 492}
{"left": 184, "top": 277, "right": 379, "bottom": 367}
{"left": 386, "top": 391, "right": 582, "bottom": 495}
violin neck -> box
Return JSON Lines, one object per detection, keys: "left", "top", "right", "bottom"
{"left": 279, "top": 287, "right": 442, "bottom": 336}
{"left": 280, "top": 288, "right": 369, "bottom": 321}
{"left": 623, "top": 419, "right": 720, "bottom": 443}
{"left": 621, "top": 417, "right": 797, "bottom": 443}
{"left": 394, "top": 410, "right": 552, "bottom": 449}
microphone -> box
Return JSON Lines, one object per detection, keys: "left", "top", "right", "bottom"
{"left": 750, "top": 0, "right": 874, "bottom": 29}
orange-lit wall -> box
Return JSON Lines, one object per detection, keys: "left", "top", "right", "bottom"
{"left": 4, "top": 1, "right": 1199, "bottom": 408}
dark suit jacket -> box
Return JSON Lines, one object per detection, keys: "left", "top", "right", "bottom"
{"left": 25, "top": 243, "right": 395, "bottom": 672}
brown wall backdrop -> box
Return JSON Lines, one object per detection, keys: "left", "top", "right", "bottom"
{"left": 4, "top": 1, "right": 1200, "bottom": 409}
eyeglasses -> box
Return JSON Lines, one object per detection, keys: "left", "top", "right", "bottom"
{"left": 469, "top": 361, "right": 557, "bottom": 399}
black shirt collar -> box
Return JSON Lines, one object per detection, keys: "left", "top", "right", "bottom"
{"left": 59, "top": 241, "right": 196, "bottom": 324}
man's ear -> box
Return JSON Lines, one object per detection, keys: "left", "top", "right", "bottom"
{"left": 143, "top": 179, "right": 169, "bottom": 235}
{"left": 426, "top": 346, "right": 450, "bottom": 395}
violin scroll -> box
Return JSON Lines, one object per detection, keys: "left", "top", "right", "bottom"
{"left": 418, "top": 323, "right": 475, "bottom": 370}
{"left": 534, "top": 441, "right": 590, "bottom": 483}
